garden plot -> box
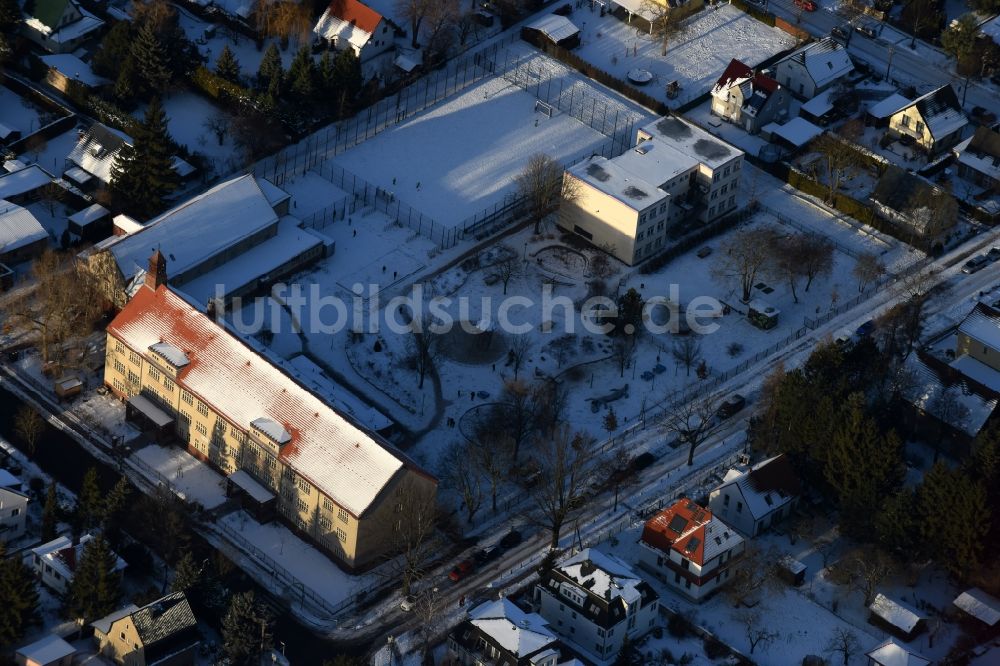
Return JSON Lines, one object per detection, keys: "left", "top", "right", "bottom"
{"left": 0, "top": 86, "right": 44, "bottom": 138}
{"left": 175, "top": 4, "right": 301, "bottom": 75}
{"left": 572, "top": 4, "right": 796, "bottom": 107}
{"left": 325, "top": 73, "right": 641, "bottom": 226}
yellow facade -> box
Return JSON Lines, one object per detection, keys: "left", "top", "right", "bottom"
{"left": 104, "top": 332, "right": 435, "bottom": 571}
{"left": 957, "top": 331, "right": 1000, "bottom": 373}
{"left": 889, "top": 107, "right": 936, "bottom": 152}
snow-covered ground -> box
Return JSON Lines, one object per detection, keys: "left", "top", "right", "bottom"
{"left": 571, "top": 4, "right": 797, "bottom": 108}
{"left": 130, "top": 442, "right": 227, "bottom": 509}
{"left": 0, "top": 85, "right": 45, "bottom": 137}
{"left": 135, "top": 93, "right": 241, "bottom": 178}
{"left": 325, "top": 74, "right": 627, "bottom": 227}
{"left": 16, "top": 125, "right": 80, "bottom": 177}
{"left": 175, "top": 3, "right": 302, "bottom": 75}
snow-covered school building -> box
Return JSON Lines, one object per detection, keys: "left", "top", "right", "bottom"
{"left": 558, "top": 117, "right": 744, "bottom": 265}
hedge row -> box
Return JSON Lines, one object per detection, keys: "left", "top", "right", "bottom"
{"left": 524, "top": 35, "right": 671, "bottom": 116}
{"left": 190, "top": 66, "right": 255, "bottom": 107}
{"left": 730, "top": 0, "right": 777, "bottom": 26}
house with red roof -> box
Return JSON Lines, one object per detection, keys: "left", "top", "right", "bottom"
{"left": 710, "top": 59, "right": 791, "bottom": 134}
{"left": 638, "top": 498, "right": 744, "bottom": 601}
{"left": 313, "top": 0, "right": 393, "bottom": 68}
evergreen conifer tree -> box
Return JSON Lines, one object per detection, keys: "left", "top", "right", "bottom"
{"left": 132, "top": 22, "right": 173, "bottom": 93}
{"left": 331, "top": 49, "right": 362, "bottom": 101}
{"left": 114, "top": 56, "right": 139, "bottom": 104}
{"left": 215, "top": 44, "right": 242, "bottom": 83}
{"left": 76, "top": 467, "right": 102, "bottom": 533}
{"left": 0, "top": 542, "right": 41, "bottom": 644}
{"left": 170, "top": 550, "right": 203, "bottom": 596}
{"left": 92, "top": 21, "right": 133, "bottom": 79}
{"left": 63, "top": 534, "right": 121, "bottom": 623}
{"left": 0, "top": 0, "right": 22, "bottom": 32}
{"left": 256, "top": 42, "right": 283, "bottom": 91}
{"left": 222, "top": 591, "right": 273, "bottom": 665}
{"left": 288, "top": 45, "right": 316, "bottom": 101}
{"left": 916, "top": 463, "right": 989, "bottom": 578}
{"left": 41, "top": 482, "right": 59, "bottom": 542}
{"left": 111, "top": 99, "right": 180, "bottom": 217}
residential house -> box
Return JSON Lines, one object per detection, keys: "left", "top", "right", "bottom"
{"left": 39, "top": 54, "right": 111, "bottom": 95}
{"left": 955, "top": 302, "right": 1000, "bottom": 376}
{"left": 64, "top": 123, "right": 194, "bottom": 191}
{"left": 21, "top": 0, "right": 104, "bottom": 53}
{"left": 313, "top": 0, "right": 393, "bottom": 71}
{"left": 0, "top": 470, "right": 29, "bottom": 539}
{"left": 534, "top": 548, "right": 659, "bottom": 664}
{"left": 869, "top": 593, "right": 926, "bottom": 641}
{"left": 710, "top": 59, "right": 790, "bottom": 133}
{"left": 772, "top": 37, "right": 854, "bottom": 100}
{"left": 79, "top": 174, "right": 328, "bottom": 309}
{"left": 0, "top": 200, "right": 48, "bottom": 264}
{"left": 0, "top": 164, "right": 56, "bottom": 204}
{"left": 953, "top": 587, "right": 1000, "bottom": 628}
{"left": 559, "top": 117, "right": 743, "bottom": 265}
{"left": 102, "top": 272, "right": 437, "bottom": 572}
{"left": 15, "top": 635, "right": 76, "bottom": 666}
{"left": 92, "top": 592, "right": 199, "bottom": 666}
{"left": 887, "top": 85, "right": 968, "bottom": 155}
{"left": 30, "top": 534, "right": 127, "bottom": 594}
{"left": 870, "top": 166, "right": 958, "bottom": 243}
{"left": 638, "top": 498, "right": 745, "bottom": 601}
{"left": 708, "top": 454, "right": 801, "bottom": 537}
{"left": 865, "top": 638, "right": 932, "bottom": 666}
{"left": 953, "top": 126, "right": 1000, "bottom": 190}
{"left": 448, "top": 598, "right": 565, "bottom": 666}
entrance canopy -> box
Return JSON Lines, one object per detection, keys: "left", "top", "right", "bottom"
{"left": 126, "top": 394, "right": 173, "bottom": 428}
{"left": 228, "top": 470, "right": 276, "bottom": 504}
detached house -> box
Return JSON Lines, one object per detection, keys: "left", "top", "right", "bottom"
{"left": 534, "top": 549, "right": 659, "bottom": 664}
{"left": 22, "top": 0, "right": 104, "bottom": 53}
{"left": 953, "top": 126, "right": 1000, "bottom": 191}
{"left": 772, "top": 37, "right": 854, "bottom": 100}
{"left": 313, "top": 0, "right": 392, "bottom": 69}
{"left": 638, "top": 498, "right": 744, "bottom": 601}
{"left": 708, "top": 454, "right": 801, "bottom": 537}
{"left": 92, "top": 592, "right": 199, "bottom": 666}
{"left": 31, "top": 534, "right": 127, "bottom": 595}
{"left": 0, "top": 470, "right": 28, "bottom": 540}
{"left": 65, "top": 123, "right": 194, "bottom": 191}
{"left": 888, "top": 85, "right": 968, "bottom": 155}
{"left": 448, "top": 598, "right": 567, "bottom": 666}
{"left": 711, "top": 59, "right": 791, "bottom": 133}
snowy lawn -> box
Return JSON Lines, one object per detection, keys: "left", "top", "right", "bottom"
{"left": 147, "top": 93, "right": 241, "bottom": 177}
{"left": 16, "top": 126, "right": 81, "bottom": 177}
{"left": 220, "top": 510, "right": 372, "bottom": 607}
{"left": 325, "top": 74, "right": 634, "bottom": 227}
{"left": 130, "top": 443, "right": 227, "bottom": 509}
{"left": 572, "top": 4, "right": 796, "bottom": 108}
{"left": 0, "top": 85, "right": 45, "bottom": 136}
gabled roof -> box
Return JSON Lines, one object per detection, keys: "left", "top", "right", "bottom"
{"left": 865, "top": 638, "right": 931, "bottom": 666}
{"left": 954, "top": 126, "right": 1000, "bottom": 182}
{"left": 897, "top": 84, "right": 968, "bottom": 140}
{"left": 0, "top": 200, "right": 47, "bottom": 254}
{"left": 641, "top": 498, "right": 744, "bottom": 565}
{"left": 32, "top": 0, "right": 74, "bottom": 31}
{"left": 91, "top": 604, "right": 140, "bottom": 635}
{"left": 106, "top": 284, "right": 432, "bottom": 516}
{"left": 66, "top": 123, "right": 132, "bottom": 185}
{"left": 16, "top": 634, "right": 75, "bottom": 665}
{"left": 466, "top": 599, "right": 558, "bottom": 659}
{"left": 129, "top": 592, "right": 197, "bottom": 646}
{"left": 870, "top": 593, "right": 924, "bottom": 633}
{"left": 526, "top": 14, "right": 580, "bottom": 43}
{"left": 314, "top": 0, "right": 383, "bottom": 48}
{"left": 954, "top": 587, "right": 1000, "bottom": 626}
{"left": 712, "top": 58, "right": 779, "bottom": 97}
{"left": 778, "top": 37, "right": 853, "bottom": 89}
{"left": 958, "top": 302, "right": 1000, "bottom": 350}
{"left": 717, "top": 454, "right": 800, "bottom": 521}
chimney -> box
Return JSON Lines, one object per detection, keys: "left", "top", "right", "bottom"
{"left": 145, "top": 249, "right": 168, "bottom": 291}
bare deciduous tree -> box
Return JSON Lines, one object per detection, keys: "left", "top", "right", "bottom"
{"left": 15, "top": 406, "right": 45, "bottom": 457}
{"left": 641, "top": 0, "right": 692, "bottom": 55}
{"left": 711, "top": 226, "right": 779, "bottom": 302}
{"left": 741, "top": 612, "right": 778, "bottom": 655}
{"left": 515, "top": 154, "right": 579, "bottom": 234}
{"left": 470, "top": 431, "right": 514, "bottom": 513}
{"left": 662, "top": 394, "right": 722, "bottom": 466}
{"left": 203, "top": 114, "right": 229, "bottom": 146}
{"left": 378, "top": 484, "right": 439, "bottom": 596}
{"left": 509, "top": 335, "right": 532, "bottom": 381}
{"left": 489, "top": 255, "right": 523, "bottom": 295}
{"left": 396, "top": 0, "right": 434, "bottom": 48}
{"left": 825, "top": 627, "right": 860, "bottom": 666}
{"left": 612, "top": 335, "right": 636, "bottom": 378}
{"left": 406, "top": 325, "right": 442, "bottom": 389}
{"left": 726, "top": 544, "right": 781, "bottom": 607}
{"left": 528, "top": 426, "right": 597, "bottom": 550}
{"left": 671, "top": 335, "right": 702, "bottom": 377}
{"left": 811, "top": 134, "right": 866, "bottom": 203}
{"left": 439, "top": 441, "right": 482, "bottom": 524}
{"left": 832, "top": 548, "right": 895, "bottom": 606}
{"left": 768, "top": 233, "right": 835, "bottom": 303}
{"left": 852, "top": 252, "right": 886, "bottom": 292}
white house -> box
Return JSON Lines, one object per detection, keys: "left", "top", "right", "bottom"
{"left": 710, "top": 59, "right": 791, "bottom": 133}
{"left": 0, "top": 470, "right": 29, "bottom": 540}
{"left": 448, "top": 598, "right": 565, "bottom": 666}
{"left": 708, "top": 454, "right": 801, "bottom": 537}
{"left": 313, "top": 0, "right": 393, "bottom": 68}
{"left": 31, "top": 534, "right": 127, "bottom": 595}
{"left": 772, "top": 37, "right": 854, "bottom": 100}
{"left": 534, "top": 548, "right": 659, "bottom": 665}
{"left": 559, "top": 117, "right": 744, "bottom": 265}
{"left": 21, "top": 0, "right": 104, "bottom": 53}
{"left": 638, "top": 498, "right": 745, "bottom": 601}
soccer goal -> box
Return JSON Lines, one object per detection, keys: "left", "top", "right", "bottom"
{"left": 534, "top": 99, "right": 556, "bottom": 118}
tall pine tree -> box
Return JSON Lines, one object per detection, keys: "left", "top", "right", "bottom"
{"left": 92, "top": 21, "right": 133, "bottom": 79}
{"left": 916, "top": 463, "right": 989, "bottom": 578}
{"left": 132, "top": 22, "right": 173, "bottom": 94}
{"left": 256, "top": 42, "right": 283, "bottom": 92}
{"left": 0, "top": 542, "right": 41, "bottom": 644}
{"left": 63, "top": 534, "right": 121, "bottom": 623}
{"left": 287, "top": 45, "right": 316, "bottom": 101}
{"left": 215, "top": 45, "right": 242, "bottom": 83}
{"left": 41, "top": 482, "right": 59, "bottom": 542}
{"left": 76, "top": 467, "right": 102, "bottom": 534}
{"left": 111, "top": 98, "right": 180, "bottom": 217}
{"left": 222, "top": 591, "right": 273, "bottom": 666}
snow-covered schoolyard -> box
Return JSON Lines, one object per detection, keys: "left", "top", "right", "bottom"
{"left": 571, "top": 4, "right": 797, "bottom": 107}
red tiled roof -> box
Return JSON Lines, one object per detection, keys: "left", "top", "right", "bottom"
{"left": 641, "top": 498, "right": 712, "bottom": 565}
{"left": 714, "top": 58, "right": 780, "bottom": 95}
{"left": 324, "top": 0, "right": 382, "bottom": 35}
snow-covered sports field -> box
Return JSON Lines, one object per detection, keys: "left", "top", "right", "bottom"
{"left": 326, "top": 74, "right": 637, "bottom": 227}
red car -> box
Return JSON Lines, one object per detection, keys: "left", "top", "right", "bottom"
{"left": 794, "top": 0, "right": 817, "bottom": 10}
{"left": 449, "top": 560, "right": 474, "bottom": 582}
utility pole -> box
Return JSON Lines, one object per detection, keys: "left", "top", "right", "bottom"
{"left": 886, "top": 45, "right": 896, "bottom": 82}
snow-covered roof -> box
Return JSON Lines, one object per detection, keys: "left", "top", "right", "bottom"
{"left": 31, "top": 534, "right": 127, "bottom": 582}
{"left": 777, "top": 37, "right": 853, "bottom": 90}
{"left": 716, "top": 454, "right": 800, "bottom": 521}
{"left": 107, "top": 284, "right": 424, "bottom": 516}
{"left": 526, "top": 14, "right": 579, "bottom": 43}
{"left": 40, "top": 54, "right": 110, "bottom": 87}
{"left": 0, "top": 200, "right": 48, "bottom": 255}
{"left": 870, "top": 593, "right": 924, "bottom": 633}
{"left": 468, "top": 599, "right": 557, "bottom": 658}
{"left": 981, "top": 15, "right": 1000, "bottom": 44}
{"left": 113, "top": 214, "right": 143, "bottom": 235}
{"left": 313, "top": 0, "right": 382, "bottom": 50}
{"left": 252, "top": 417, "right": 292, "bottom": 444}
{"left": 567, "top": 155, "right": 667, "bottom": 211}
{"left": 904, "top": 354, "right": 997, "bottom": 437}
{"left": 762, "top": 117, "right": 823, "bottom": 148}
{"left": 66, "top": 123, "right": 132, "bottom": 184}
{"left": 286, "top": 355, "right": 393, "bottom": 432}
{"left": 0, "top": 469, "right": 21, "bottom": 489}
{"left": 868, "top": 93, "right": 911, "bottom": 120}
{"left": 127, "top": 394, "right": 174, "bottom": 427}
{"left": 800, "top": 89, "right": 835, "bottom": 117}
{"left": 91, "top": 604, "right": 140, "bottom": 635}
{"left": 643, "top": 498, "right": 744, "bottom": 565}
{"left": 25, "top": 5, "right": 103, "bottom": 44}
{"left": 69, "top": 203, "right": 109, "bottom": 227}
{"left": 228, "top": 470, "right": 276, "bottom": 503}
{"left": 865, "top": 638, "right": 931, "bottom": 666}
{"left": 610, "top": 0, "right": 659, "bottom": 22}
{"left": 394, "top": 51, "right": 421, "bottom": 73}
{"left": 954, "top": 126, "right": 1000, "bottom": 183}
{"left": 954, "top": 588, "right": 1000, "bottom": 626}
{"left": 103, "top": 174, "right": 280, "bottom": 284}
{"left": 895, "top": 84, "right": 968, "bottom": 140}
{"left": 149, "top": 341, "right": 189, "bottom": 368}
{"left": 558, "top": 548, "right": 646, "bottom": 607}
{"left": 0, "top": 165, "right": 54, "bottom": 199}
{"left": 958, "top": 303, "right": 1000, "bottom": 350}
{"left": 4, "top": 159, "right": 28, "bottom": 173}
{"left": 637, "top": 117, "right": 743, "bottom": 171}
{"left": 16, "top": 634, "right": 76, "bottom": 665}
{"left": 950, "top": 354, "right": 1000, "bottom": 393}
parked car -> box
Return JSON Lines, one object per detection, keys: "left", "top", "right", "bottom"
{"left": 831, "top": 24, "right": 852, "bottom": 43}
{"left": 716, "top": 394, "right": 746, "bottom": 420}
{"left": 963, "top": 255, "right": 989, "bottom": 274}
{"left": 855, "top": 319, "right": 876, "bottom": 337}
{"left": 499, "top": 529, "right": 523, "bottom": 549}
{"left": 854, "top": 22, "right": 880, "bottom": 38}
{"left": 448, "top": 560, "right": 474, "bottom": 582}
{"left": 400, "top": 595, "right": 416, "bottom": 612}
{"left": 987, "top": 247, "right": 1000, "bottom": 262}
{"left": 631, "top": 451, "right": 657, "bottom": 471}
{"left": 475, "top": 545, "right": 501, "bottom": 565}
{"left": 794, "top": 0, "right": 817, "bottom": 10}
